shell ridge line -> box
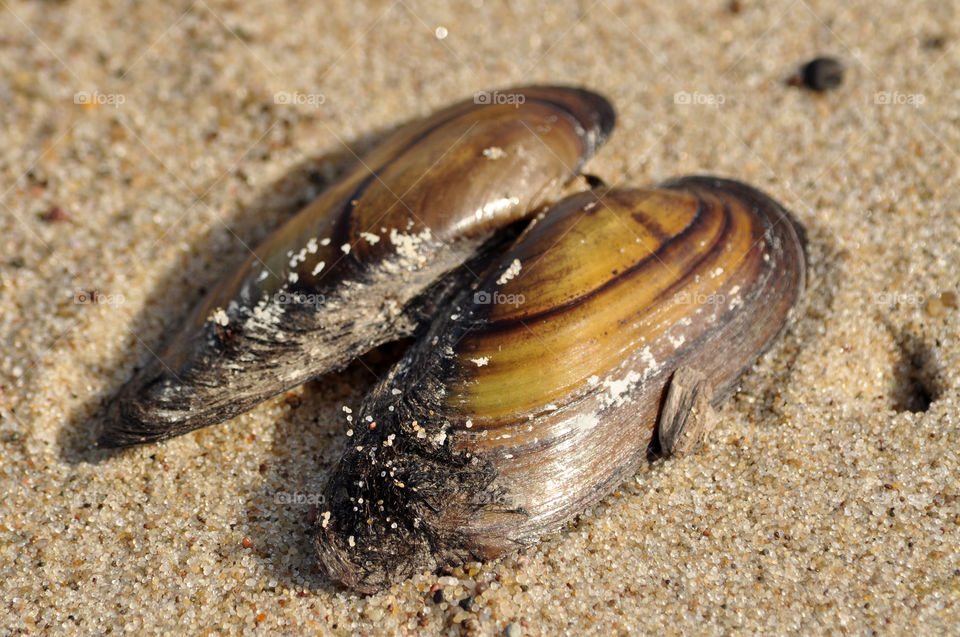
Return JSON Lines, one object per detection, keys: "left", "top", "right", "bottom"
{"left": 445, "top": 188, "right": 756, "bottom": 435}
{"left": 656, "top": 184, "right": 803, "bottom": 403}
{"left": 684, "top": 177, "right": 806, "bottom": 309}
{"left": 628, "top": 187, "right": 738, "bottom": 314}
{"left": 471, "top": 188, "right": 717, "bottom": 335}
{"left": 619, "top": 191, "right": 673, "bottom": 242}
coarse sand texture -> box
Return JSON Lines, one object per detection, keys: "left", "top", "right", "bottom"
{"left": 1, "top": 0, "right": 958, "bottom": 634}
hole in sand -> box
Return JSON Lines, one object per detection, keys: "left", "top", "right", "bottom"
{"left": 890, "top": 331, "right": 941, "bottom": 413}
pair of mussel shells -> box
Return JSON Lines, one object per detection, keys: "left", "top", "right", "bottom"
{"left": 101, "top": 86, "right": 806, "bottom": 593}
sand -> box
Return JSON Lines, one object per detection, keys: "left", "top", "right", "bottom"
{"left": 2, "top": 0, "right": 958, "bottom": 634}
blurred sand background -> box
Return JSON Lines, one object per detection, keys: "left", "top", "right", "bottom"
{"left": 1, "top": 0, "right": 959, "bottom": 634}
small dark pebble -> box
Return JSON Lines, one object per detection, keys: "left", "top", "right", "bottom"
{"left": 796, "top": 56, "right": 845, "bottom": 92}
{"left": 307, "top": 169, "right": 329, "bottom": 186}
{"left": 432, "top": 589, "right": 444, "bottom": 604}
{"left": 583, "top": 173, "right": 606, "bottom": 189}
{"left": 42, "top": 206, "right": 71, "bottom": 223}
{"left": 26, "top": 170, "right": 48, "bottom": 188}
{"left": 459, "top": 595, "right": 475, "bottom": 612}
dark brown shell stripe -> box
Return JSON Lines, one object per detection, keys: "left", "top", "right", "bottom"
{"left": 99, "top": 86, "right": 614, "bottom": 447}
{"left": 453, "top": 178, "right": 801, "bottom": 419}
{"left": 661, "top": 176, "right": 807, "bottom": 402}
{"left": 447, "top": 187, "right": 738, "bottom": 423}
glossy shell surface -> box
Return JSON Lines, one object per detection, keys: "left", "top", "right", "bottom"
{"left": 316, "top": 177, "right": 807, "bottom": 592}
{"left": 100, "top": 86, "right": 614, "bottom": 447}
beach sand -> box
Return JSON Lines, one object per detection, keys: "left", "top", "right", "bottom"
{"left": 1, "top": 0, "right": 958, "bottom": 633}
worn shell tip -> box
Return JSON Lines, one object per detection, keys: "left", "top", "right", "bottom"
{"left": 97, "top": 387, "right": 174, "bottom": 448}
{"left": 560, "top": 85, "right": 616, "bottom": 156}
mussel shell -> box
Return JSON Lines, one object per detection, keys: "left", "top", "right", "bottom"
{"left": 316, "top": 176, "right": 806, "bottom": 592}
{"left": 100, "top": 86, "right": 614, "bottom": 447}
